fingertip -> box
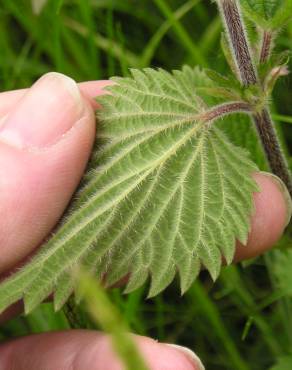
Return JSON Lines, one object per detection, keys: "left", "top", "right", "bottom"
{"left": 79, "top": 80, "right": 114, "bottom": 109}
{"left": 76, "top": 334, "right": 202, "bottom": 370}
{"left": 0, "top": 79, "right": 113, "bottom": 118}
{"left": 134, "top": 336, "right": 203, "bottom": 370}
{"left": 165, "top": 344, "right": 205, "bottom": 370}
{"left": 235, "top": 172, "right": 292, "bottom": 261}
{"left": 0, "top": 331, "right": 203, "bottom": 370}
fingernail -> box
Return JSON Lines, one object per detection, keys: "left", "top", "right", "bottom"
{"left": 166, "top": 344, "right": 205, "bottom": 370}
{"left": 0, "top": 72, "right": 84, "bottom": 149}
{"left": 260, "top": 171, "right": 292, "bottom": 227}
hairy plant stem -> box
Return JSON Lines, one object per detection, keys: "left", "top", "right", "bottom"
{"left": 217, "top": 0, "right": 292, "bottom": 197}
{"left": 201, "top": 101, "right": 251, "bottom": 123}
{"left": 217, "top": 0, "right": 257, "bottom": 85}
{"left": 254, "top": 109, "right": 292, "bottom": 190}
{"left": 260, "top": 31, "right": 273, "bottom": 64}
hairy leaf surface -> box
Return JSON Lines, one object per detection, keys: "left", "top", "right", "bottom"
{"left": 240, "top": 0, "right": 292, "bottom": 29}
{"left": 0, "top": 67, "right": 258, "bottom": 314}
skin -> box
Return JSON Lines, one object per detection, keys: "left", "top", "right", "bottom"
{"left": 0, "top": 73, "right": 290, "bottom": 370}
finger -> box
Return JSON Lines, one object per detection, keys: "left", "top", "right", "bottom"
{"left": 0, "top": 73, "right": 110, "bottom": 273}
{"left": 0, "top": 90, "right": 25, "bottom": 118}
{"left": 0, "top": 330, "right": 204, "bottom": 370}
{"left": 79, "top": 81, "right": 114, "bottom": 109}
{"left": 0, "top": 302, "right": 23, "bottom": 324}
{"left": 235, "top": 172, "right": 292, "bottom": 262}
{"left": 0, "top": 80, "right": 112, "bottom": 117}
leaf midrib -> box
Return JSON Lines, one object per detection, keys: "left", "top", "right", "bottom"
{"left": 24, "top": 123, "right": 208, "bottom": 268}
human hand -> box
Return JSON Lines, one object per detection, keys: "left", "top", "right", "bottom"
{"left": 0, "top": 72, "right": 290, "bottom": 370}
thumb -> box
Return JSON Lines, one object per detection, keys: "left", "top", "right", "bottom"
{"left": 0, "top": 73, "right": 97, "bottom": 273}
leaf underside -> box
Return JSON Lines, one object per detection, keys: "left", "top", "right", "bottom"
{"left": 0, "top": 66, "right": 258, "bottom": 314}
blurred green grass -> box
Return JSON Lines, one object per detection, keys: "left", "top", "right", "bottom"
{"left": 1, "top": 1, "right": 292, "bottom": 369}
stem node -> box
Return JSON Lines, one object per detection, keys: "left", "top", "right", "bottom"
{"left": 217, "top": 0, "right": 292, "bottom": 197}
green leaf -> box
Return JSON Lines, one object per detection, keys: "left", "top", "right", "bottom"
{"left": 218, "top": 113, "right": 267, "bottom": 170}
{"left": 205, "top": 69, "right": 242, "bottom": 91}
{"left": 0, "top": 67, "right": 258, "bottom": 314}
{"left": 189, "top": 65, "right": 268, "bottom": 170}
{"left": 220, "top": 33, "right": 239, "bottom": 79}
{"left": 204, "top": 69, "right": 243, "bottom": 100}
{"left": 240, "top": 0, "right": 292, "bottom": 29}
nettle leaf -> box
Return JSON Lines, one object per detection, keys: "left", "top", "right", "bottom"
{"left": 218, "top": 114, "right": 267, "bottom": 170}
{"left": 240, "top": 0, "right": 292, "bottom": 29}
{"left": 186, "top": 66, "right": 267, "bottom": 169}
{"left": 0, "top": 67, "right": 259, "bottom": 314}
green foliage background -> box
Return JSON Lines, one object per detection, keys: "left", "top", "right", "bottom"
{"left": 1, "top": 0, "right": 292, "bottom": 369}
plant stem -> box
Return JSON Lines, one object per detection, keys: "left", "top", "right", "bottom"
{"left": 217, "top": 0, "right": 292, "bottom": 197}
{"left": 217, "top": 0, "right": 257, "bottom": 85}
{"left": 201, "top": 101, "right": 251, "bottom": 123}
{"left": 253, "top": 109, "right": 292, "bottom": 192}
{"left": 260, "top": 30, "right": 273, "bottom": 64}
{"left": 78, "top": 271, "right": 150, "bottom": 370}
